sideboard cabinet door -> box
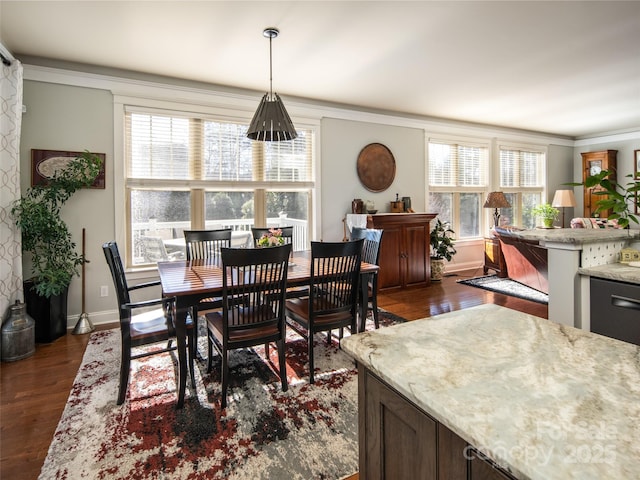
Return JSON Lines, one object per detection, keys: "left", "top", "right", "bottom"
{"left": 368, "top": 213, "right": 437, "bottom": 290}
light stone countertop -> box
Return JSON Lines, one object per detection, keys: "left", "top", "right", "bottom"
{"left": 341, "top": 304, "right": 640, "bottom": 480}
{"left": 578, "top": 262, "right": 640, "bottom": 285}
{"left": 507, "top": 228, "right": 639, "bottom": 245}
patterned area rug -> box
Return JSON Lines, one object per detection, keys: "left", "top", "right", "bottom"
{"left": 457, "top": 275, "right": 549, "bottom": 305}
{"left": 39, "top": 310, "right": 406, "bottom": 480}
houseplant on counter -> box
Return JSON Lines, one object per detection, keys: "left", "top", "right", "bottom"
{"left": 11, "top": 151, "right": 102, "bottom": 342}
{"left": 531, "top": 203, "right": 559, "bottom": 228}
{"left": 429, "top": 219, "right": 456, "bottom": 281}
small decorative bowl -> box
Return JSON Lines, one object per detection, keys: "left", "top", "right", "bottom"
{"left": 367, "top": 210, "right": 378, "bottom": 214}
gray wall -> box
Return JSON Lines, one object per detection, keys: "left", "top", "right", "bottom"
{"left": 21, "top": 81, "right": 116, "bottom": 322}
{"left": 320, "top": 118, "right": 426, "bottom": 242}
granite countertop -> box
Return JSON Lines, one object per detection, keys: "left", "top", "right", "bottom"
{"left": 510, "top": 228, "right": 639, "bottom": 245}
{"left": 578, "top": 262, "right": 640, "bottom": 285}
{"left": 341, "top": 304, "right": 640, "bottom": 480}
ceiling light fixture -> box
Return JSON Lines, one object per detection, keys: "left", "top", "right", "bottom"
{"left": 247, "top": 28, "right": 297, "bottom": 142}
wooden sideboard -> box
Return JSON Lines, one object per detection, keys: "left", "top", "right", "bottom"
{"left": 367, "top": 213, "right": 437, "bottom": 290}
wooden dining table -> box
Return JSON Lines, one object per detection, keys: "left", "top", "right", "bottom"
{"left": 157, "top": 250, "right": 379, "bottom": 407}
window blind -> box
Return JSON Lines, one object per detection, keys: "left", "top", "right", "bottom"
{"left": 126, "top": 110, "right": 314, "bottom": 184}
{"left": 499, "top": 147, "right": 544, "bottom": 188}
{"left": 428, "top": 141, "right": 488, "bottom": 187}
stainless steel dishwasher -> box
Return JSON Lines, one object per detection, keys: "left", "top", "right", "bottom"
{"left": 590, "top": 277, "right": 640, "bottom": 346}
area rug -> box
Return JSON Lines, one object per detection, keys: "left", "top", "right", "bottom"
{"left": 457, "top": 275, "right": 548, "bottom": 304}
{"left": 39, "top": 310, "right": 406, "bottom": 480}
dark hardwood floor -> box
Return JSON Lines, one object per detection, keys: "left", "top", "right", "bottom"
{"left": 0, "top": 269, "right": 547, "bottom": 480}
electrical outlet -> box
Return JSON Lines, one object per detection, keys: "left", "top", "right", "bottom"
{"left": 100, "top": 285, "right": 108, "bottom": 297}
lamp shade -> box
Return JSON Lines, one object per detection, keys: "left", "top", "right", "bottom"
{"left": 247, "top": 28, "right": 297, "bottom": 142}
{"left": 551, "top": 189, "right": 576, "bottom": 208}
{"left": 483, "top": 191, "right": 511, "bottom": 209}
{"left": 247, "top": 93, "right": 297, "bottom": 141}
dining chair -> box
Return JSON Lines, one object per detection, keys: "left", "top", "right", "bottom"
{"left": 139, "top": 235, "right": 182, "bottom": 263}
{"left": 184, "top": 229, "right": 233, "bottom": 262}
{"left": 184, "top": 228, "right": 233, "bottom": 311}
{"left": 350, "top": 227, "right": 384, "bottom": 330}
{"left": 251, "top": 225, "right": 308, "bottom": 299}
{"left": 103, "top": 241, "right": 196, "bottom": 405}
{"left": 285, "top": 239, "right": 364, "bottom": 384}
{"left": 183, "top": 229, "right": 234, "bottom": 356}
{"left": 251, "top": 226, "right": 294, "bottom": 247}
{"left": 205, "top": 243, "right": 292, "bottom": 408}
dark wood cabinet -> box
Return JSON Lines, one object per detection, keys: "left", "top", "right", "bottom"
{"left": 590, "top": 277, "right": 640, "bottom": 346}
{"left": 358, "top": 367, "right": 518, "bottom": 480}
{"left": 367, "top": 213, "right": 437, "bottom": 290}
{"left": 581, "top": 150, "right": 617, "bottom": 218}
{"left": 483, "top": 237, "right": 507, "bottom": 277}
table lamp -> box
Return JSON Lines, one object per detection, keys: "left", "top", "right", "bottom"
{"left": 552, "top": 189, "right": 576, "bottom": 228}
{"left": 483, "top": 192, "right": 511, "bottom": 228}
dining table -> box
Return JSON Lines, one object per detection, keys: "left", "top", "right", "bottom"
{"left": 157, "top": 249, "right": 379, "bottom": 407}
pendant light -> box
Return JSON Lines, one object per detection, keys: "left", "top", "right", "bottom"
{"left": 247, "top": 28, "right": 297, "bottom": 142}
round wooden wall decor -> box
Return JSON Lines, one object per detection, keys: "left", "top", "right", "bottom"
{"left": 356, "top": 143, "right": 396, "bottom": 192}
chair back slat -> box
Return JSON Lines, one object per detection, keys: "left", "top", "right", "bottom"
{"left": 184, "top": 229, "right": 232, "bottom": 261}
{"left": 221, "top": 244, "right": 291, "bottom": 334}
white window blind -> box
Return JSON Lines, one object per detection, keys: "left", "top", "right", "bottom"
{"left": 126, "top": 111, "right": 314, "bottom": 184}
{"left": 428, "top": 141, "right": 488, "bottom": 187}
{"left": 499, "top": 147, "right": 544, "bottom": 188}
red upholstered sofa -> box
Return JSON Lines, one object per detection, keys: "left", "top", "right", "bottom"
{"left": 493, "top": 227, "right": 549, "bottom": 294}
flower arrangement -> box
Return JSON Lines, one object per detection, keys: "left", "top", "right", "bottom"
{"left": 257, "top": 228, "right": 285, "bottom": 247}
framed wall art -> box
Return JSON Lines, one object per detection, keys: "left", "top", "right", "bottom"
{"left": 31, "top": 149, "right": 106, "bottom": 188}
{"left": 634, "top": 149, "right": 640, "bottom": 179}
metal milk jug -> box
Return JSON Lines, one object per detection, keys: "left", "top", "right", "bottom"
{"left": 1, "top": 301, "right": 36, "bottom": 362}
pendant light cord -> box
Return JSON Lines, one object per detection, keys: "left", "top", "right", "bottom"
{"left": 268, "top": 31, "right": 274, "bottom": 100}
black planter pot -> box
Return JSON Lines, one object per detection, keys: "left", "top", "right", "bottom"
{"left": 23, "top": 280, "right": 68, "bottom": 343}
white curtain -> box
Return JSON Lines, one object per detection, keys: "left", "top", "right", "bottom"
{"left": 0, "top": 58, "right": 24, "bottom": 321}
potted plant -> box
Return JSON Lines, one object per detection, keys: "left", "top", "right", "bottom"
{"left": 531, "top": 203, "right": 559, "bottom": 228}
{"left": 569, "top": 170, "right": 640, "bottom": 230}
{"left": 429, "top": 219, "right": 456, "bottom": 281}
{"left": 11, "top": 151, "right": 102, "bottom": 342}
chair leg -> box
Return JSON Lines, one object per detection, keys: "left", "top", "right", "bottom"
{"left": 207, "top": 334, "right": 213, "bottom": 373}
{"left": 221, "top": 350, "right": 229, "bottom": 409}
{"left": 308, "top": 334, "right": 315, "bottom": 384}
{"left": 372, "top": 296, "right": 379, "bottom": 329}
{"left": 189, "top": 328, "right": 196, "bottom": 389}
{"left": 277, "top": 338, "right": 288, "bottom": 392}
{"left": 265, "top": 342, "right": 270, "bottom": 359}
{"left": 117, "top": 353, "right": 131, "bottom": 405}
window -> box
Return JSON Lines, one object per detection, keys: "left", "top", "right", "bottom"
{"left": 498, "top": 145, "right": 546, "bottom": 228}
{"left": 125, "top": 108, "right": 315, "bottom": 267}
{"left": 428, "top": 139, "right": 489, "bottom": 239}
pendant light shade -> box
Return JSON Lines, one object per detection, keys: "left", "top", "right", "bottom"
{"left": 247, "top": 28, "right": 297, "bottom": 142}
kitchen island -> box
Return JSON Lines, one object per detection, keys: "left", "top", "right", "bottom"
{"left": 496, "top": 227, "right": 639, "bottom": 328}
{"left": 341, "top": 304, "right": 640, "bottom": 479}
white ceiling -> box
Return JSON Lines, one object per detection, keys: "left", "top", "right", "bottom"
{"left": 2, "top": 1, "right": 639, "bottom": 138}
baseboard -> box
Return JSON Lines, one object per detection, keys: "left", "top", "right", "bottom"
{"left": 65, "top": 309, "right": 119, "bottom": 329}
{"left": 444, "top": 260, "right": 483, "bottom": 274}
